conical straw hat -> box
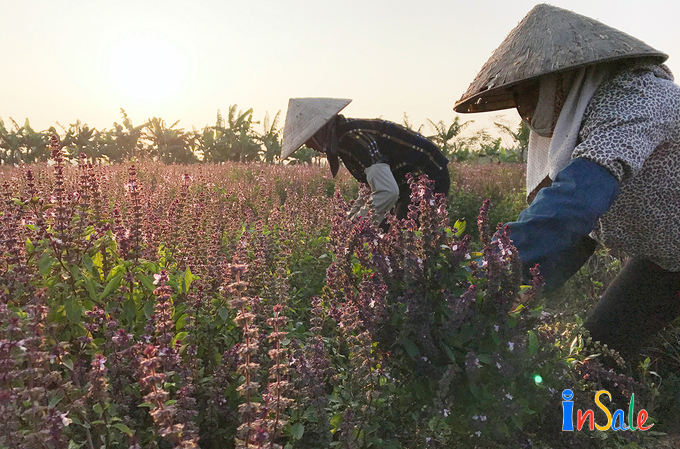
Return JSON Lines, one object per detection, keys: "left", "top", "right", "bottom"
{"left": 281, "top": 97, "right": 352, "bottom": 159}
{"left": 453, "top": 3, "right": 667, "bottom": 113}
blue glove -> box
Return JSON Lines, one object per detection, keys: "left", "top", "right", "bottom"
{"left": 507, "top": 158, "right": 620, "bottom": 290}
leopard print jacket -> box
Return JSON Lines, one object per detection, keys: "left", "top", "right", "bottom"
{"left": 573, "top": 63, "right": 680, "bottom": 271}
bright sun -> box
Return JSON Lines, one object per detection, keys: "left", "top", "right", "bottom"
{"left": 104, "top": 33, "right": 190, "bottom": 104}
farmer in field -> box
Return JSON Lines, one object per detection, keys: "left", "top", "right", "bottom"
{"left": 281, "top": 98, "right": 450, "bottom": 228}
{"left": 454, "top": 4, "right": 680, "bottom": 361}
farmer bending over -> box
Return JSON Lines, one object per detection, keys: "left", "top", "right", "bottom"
{"left": 281, "top": 98, "right": 450, "bottom": 228}
{"left": 454, "top": 4, "right": 680, "bottom": 362}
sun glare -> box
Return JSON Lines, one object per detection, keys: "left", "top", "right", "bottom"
{"left": 103, "top": 33, "right": 190, "bottom": 104}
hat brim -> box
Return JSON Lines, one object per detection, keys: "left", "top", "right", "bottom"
{"left": 281, "top": 98, "right": 352, "bottom": 159}
{"left": 453, "top": 4, "right": 668, "bottom": 114}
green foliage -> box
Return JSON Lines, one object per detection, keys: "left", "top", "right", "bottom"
{"left": 446, "top": 163, "right": 527, "bottom": 241}
{"left": 427, "top": 119, "right": 529, "bottom": 164}
{"left": 426, "top": 116, "right": 472, "bottom": 160}
{"left": 201, "top": 106, "right": 262, "bottom": 163}
{"left": 145, "top": 117, "right": 198, "bottom": 164}
{"left": 0, "top": 117, "right": 53, "bottom": 163}
{"left": 258, "top": 111, "right": 283, "bottom": 164}
{"left": 495, "top": 120, "right": 530, "bottom": 163}
{"left": 59, "top": 120, "right": 101, "bottom": 161}
{"left": 303, "top": 184, "right": 564, "bottom": 448}
{"left": 99, "top": 110, "right": 147, "bottom": 162}
{"left": 0, "top": 110, "right": 532, "bottom": 168}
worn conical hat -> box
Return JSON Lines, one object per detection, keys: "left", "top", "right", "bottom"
{"left": 454, "top": 4, "right": 668, "bottom": 113}
{"left": 281, "top": 97, "right": 352, "bottom": 159}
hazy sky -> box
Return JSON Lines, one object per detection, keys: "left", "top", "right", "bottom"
{"left": 2, "top": 0, "right": 678, "bottom": 136}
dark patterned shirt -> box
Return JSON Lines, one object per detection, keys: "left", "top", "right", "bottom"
{"left": 335, "top": 116, "right": 449, "bottom": 195}
{"left": 573, "top": 64, "right": 680, "bottom": 271}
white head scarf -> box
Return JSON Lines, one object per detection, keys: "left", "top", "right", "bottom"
{"left": 525, "top": 66, "right": 610, "bottom": 200}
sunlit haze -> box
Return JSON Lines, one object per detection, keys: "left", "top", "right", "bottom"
{"left": 102, "top": 34, "right": 193, "bottom": 105}
{"left": 2, "top": 0, "right": 678, "bottom": 136}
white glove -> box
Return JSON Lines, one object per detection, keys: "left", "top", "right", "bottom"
{"left": 348, "top": 162, "right": 399, "bottom": 225}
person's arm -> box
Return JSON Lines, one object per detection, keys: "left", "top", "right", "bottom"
{"left": 341, "top": 126, "right": 399, "bottom": 225}
{"left": 507, "top": 157, "right": 620, "bottom": 290}
{"left": 510, "top": 68, "right": 678, "bottom": 289}
{"left": 348, "top": 163, "right": 399, "bottom": 225}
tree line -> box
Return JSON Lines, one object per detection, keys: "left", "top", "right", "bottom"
{"left": 0, "top": 106, "right": 529, "bottom": 165}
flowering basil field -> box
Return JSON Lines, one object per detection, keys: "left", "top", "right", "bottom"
{"left": 1, "top": 138, "right": 676, "bottom": 449}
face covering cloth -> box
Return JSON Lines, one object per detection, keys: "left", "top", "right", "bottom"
{"left": 526, "top": 66, "right": 608, "bottom": 200}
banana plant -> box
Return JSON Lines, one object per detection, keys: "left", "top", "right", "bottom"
{"left": 99, "top": 110, "right": 147, "bottom": 162}
{"left": 0, "top": 118, "right": 22, "bottom": 164}
{"left": 144, "top": 117, "right": 197, "bottom": 164}
{"left": 59, "top": 120, "right": 103, "bottom": 162}
{"left": 257, "top": 110, "right": 282, "bottom": 164}
{"left": 202, "top": 105, "right": 261, "bottom": 163}
{"left": 494, "top": 120, "right": 530, "bottom": 163}
{"left": 427, "top": 116, "right": 473, "bottom": 161}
